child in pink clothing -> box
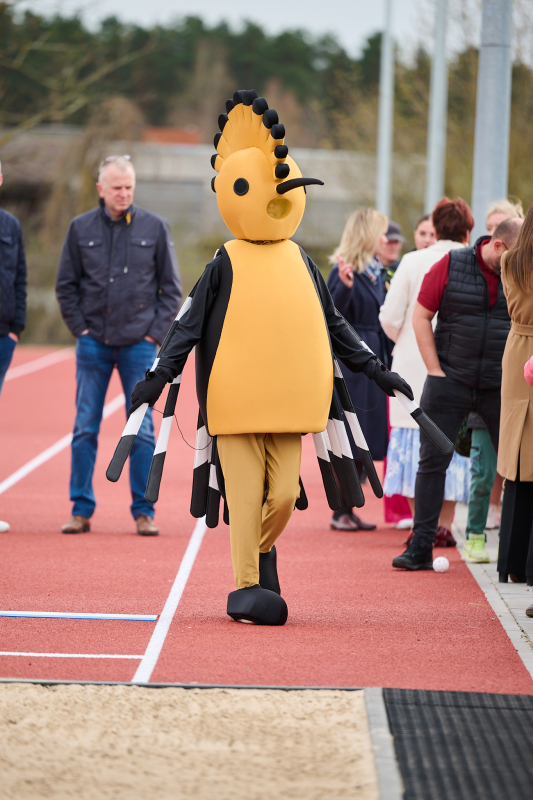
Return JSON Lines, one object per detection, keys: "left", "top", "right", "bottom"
{"left": 525, "top": 356, "right": 533, "bottom": 387}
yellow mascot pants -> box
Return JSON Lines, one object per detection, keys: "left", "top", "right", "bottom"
{"left": 217, "top": 432, "right": 302, "bottom": 589}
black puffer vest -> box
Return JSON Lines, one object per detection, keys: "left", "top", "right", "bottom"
{"left": 434, "top": 237, "right": 510, "bottom": 390}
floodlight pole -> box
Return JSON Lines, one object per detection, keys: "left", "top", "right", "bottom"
{"left": 425, "top": 0, "right": 449, "bottom": 212}
{"left": 471, "top": 0, "right": 513, "bottom": 241}
{"left": 376, "top": 0, "right": 394, "bottom": 218}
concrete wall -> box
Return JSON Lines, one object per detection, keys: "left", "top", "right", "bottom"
{"left": 1, "top": 126, "right": 426, "bottom": 249}
{"left": 115, "top": 142, "right": 426, "bottom": 247}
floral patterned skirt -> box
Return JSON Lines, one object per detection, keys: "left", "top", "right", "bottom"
{"left": 384, "top": 427, "right": 471, "bottom": 503}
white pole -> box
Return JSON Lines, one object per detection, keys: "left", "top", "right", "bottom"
{"left": 425, "top": 0, "right": 449, "bottom": 211}
{"left": 471, "top": 0, "right": 513, "bottom": 241}
{"left": 376, "top": 0, "right": 394, "bottom": 217}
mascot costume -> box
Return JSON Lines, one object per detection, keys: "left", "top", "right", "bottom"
{"left": 107, "top": 89, "right": 452, "bottom": 626}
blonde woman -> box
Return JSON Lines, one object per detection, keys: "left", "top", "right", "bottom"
{"left": 327, "top": 208, "right": 392, "bottom": 530}
{"left": 486, "top": 199, "right": 524, "bottom": 235}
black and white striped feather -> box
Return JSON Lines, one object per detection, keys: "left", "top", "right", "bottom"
{"left": 333, "top": 358, "right": 383, "bottom": 498}
{"left": 106, "top": 294, "right": 192, "bottom": 483}
{"left": 326, "top": 393, "right": 365, "bottom": 508}
{"left": 312, "top": 431, "right": 341, "bottom": 510}
{"left": 190, "top": 410, "right": 212, "bottom": 518}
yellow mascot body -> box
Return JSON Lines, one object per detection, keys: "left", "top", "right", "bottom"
{"left": 124, "top": 89, "right": 411, "bottom": 625}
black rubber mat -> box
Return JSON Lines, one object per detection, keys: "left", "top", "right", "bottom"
{"left": 384, "top": 688, "right": 533, "bottom": 800}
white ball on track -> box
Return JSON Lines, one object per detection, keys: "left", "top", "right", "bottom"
{"left": 433, "top": 556, "right": 449, "bottom": 573}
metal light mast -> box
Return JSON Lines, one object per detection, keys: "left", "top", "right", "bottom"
{"left": 425, "top": 0, "right": 449, "bottom": 211}
{"left": 471, "top": 0, "right": 514, "bottom": 240}
{"left": 376, "top": 0, "right": 394, "bottom": 217}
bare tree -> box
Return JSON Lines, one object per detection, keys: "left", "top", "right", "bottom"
{"left": 0, "top": 0, "right": 158, "bottom": 146}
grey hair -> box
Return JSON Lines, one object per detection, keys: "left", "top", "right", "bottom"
{"left": 97, "top": 156, "right": 135, "bottom": 182}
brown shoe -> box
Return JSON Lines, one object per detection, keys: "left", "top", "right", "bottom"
{"left": 61, "top": 515, "right": 90, "bottom": 534}
{"left": 136, "top": 514, "right": 159, "bottom": 536}
{"left": 526, "top": 604, "right": 533, "bottom": 618}
{"left": 330, "top": 512, "right": 376, "bottom": 531}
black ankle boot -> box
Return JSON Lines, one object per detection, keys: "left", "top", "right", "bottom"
{"left": 259, "top": 545, "right": 280, "bottom": 594}
{"left": 392, "top": 541, "right": 433, "bottom": 571}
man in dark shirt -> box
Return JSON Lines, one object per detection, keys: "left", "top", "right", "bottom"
{"left": 56, "top": 156, "right": 181, "bottom": 536}
{"left": 392, "top": 217, "right": 523, "bottom": 570}
{"left": 0, "top": 160, "right": 27, "bottom": 534}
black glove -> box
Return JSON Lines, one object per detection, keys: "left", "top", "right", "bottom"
{"left": 129, "top": 369, "right": 168, "bottom": 415}
{"left": 366, "top": 360, "right": 414, "bottom": 401}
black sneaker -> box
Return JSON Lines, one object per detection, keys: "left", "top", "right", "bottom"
{"left": 392, "top": 542, "right": 433, "bottom": 571}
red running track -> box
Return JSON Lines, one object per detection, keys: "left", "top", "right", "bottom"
{"left": 1, "top": 346, "right": 532, "bottom": 693}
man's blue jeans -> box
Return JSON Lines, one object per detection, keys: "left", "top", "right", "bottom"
{"left": 71, "top": 334, "right": 157, "bottom": 520}
{"left": 0, "top": 335, "right": 17, "bottom": 396}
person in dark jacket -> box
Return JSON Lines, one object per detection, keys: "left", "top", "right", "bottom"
{"left": 376, "top": 220, "right": 405, "bottom": 286}
{"left": 56, "top": 156, "right": 181, "bottom": 536}
{"left": 392, "top": 216, "right": 523, "bottom": 570}
{"left": 0, "top": 163, "right": 27, "bottom": 395}
{"left": 0, "top": 160, "right": 27, "bottom": 533}
{"left": 327, "top": 207, "right": 393, "bottom": 531}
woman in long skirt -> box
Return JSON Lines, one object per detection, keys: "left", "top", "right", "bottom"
{"left": 327, "top": 208, "right": 392, "bottom": 531}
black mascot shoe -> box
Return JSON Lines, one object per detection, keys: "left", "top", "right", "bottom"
{"left": 259, "top": 545, "right": 280, "bottom": 594}
{"left": 227, "top": 586, "right": 288, "bottom": 625}
{"left": 392, "top": 541, "right": 433, "bottom": 571}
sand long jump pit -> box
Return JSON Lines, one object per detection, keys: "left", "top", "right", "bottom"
{"left": 0, "top": 684, "right": 378, "bottom": 800}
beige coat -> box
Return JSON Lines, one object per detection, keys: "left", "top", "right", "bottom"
{"left": 379, "top": 240, "right": 465, "bottom": 428}
{"left": 497, "top": 258, "right": 533, "bottom": 481}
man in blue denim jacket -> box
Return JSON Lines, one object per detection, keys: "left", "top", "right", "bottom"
{"left": 0, "top": 161, "right": 27, "bottom": 533}
{"left": 56, "top": 156, "right": 181, "bottom": 536}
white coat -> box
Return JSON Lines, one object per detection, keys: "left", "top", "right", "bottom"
{"left": 379, "top": 239, "right": 466, "bottom": 429}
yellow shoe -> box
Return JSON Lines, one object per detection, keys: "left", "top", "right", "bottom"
{"left": 462, "top": 534, "right": 490, "bottom": 563}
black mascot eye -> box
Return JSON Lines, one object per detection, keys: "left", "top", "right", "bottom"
{"left": 233, "top": 178, "right": 249, "bottom": 196}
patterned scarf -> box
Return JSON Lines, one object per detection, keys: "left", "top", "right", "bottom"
{"left": 363, "top": 257, "right": 382, "bottom": 285}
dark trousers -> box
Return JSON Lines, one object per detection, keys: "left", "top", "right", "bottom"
{"left": 413, "top": 375, "right": 501, "bottom": 547}
{"left": 497, "top": 462, "right": 533, "bottom": 580}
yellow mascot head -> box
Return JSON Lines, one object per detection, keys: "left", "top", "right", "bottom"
{"left": 211, "top": 89, "right": 323, "bottom": 241}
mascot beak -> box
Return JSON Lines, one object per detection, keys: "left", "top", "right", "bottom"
{"left": 276, "top": 178, "right": 324, "bottom": 195}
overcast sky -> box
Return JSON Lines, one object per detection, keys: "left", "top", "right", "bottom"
{"left": 16, "top": 0, "right": 431, "bottom": 58}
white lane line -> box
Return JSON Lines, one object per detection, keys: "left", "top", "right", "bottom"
{"left": 0, "top": 393, "right": 124, "bottom": 496}
{"left": 0, "top": 611, "right": 156, "bottom": 621}
{"left": 0, "top": 652, "right": 143, "bottom": 659}
{"left": 5, "top": 348, "right": 74, "bottom": 381}
{"left": 132, "top": 517, "right": 208, "bottom": 684}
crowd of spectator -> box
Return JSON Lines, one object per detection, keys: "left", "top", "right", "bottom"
{"left": 327, "top": 193, "right": 533, "bottom": 616}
